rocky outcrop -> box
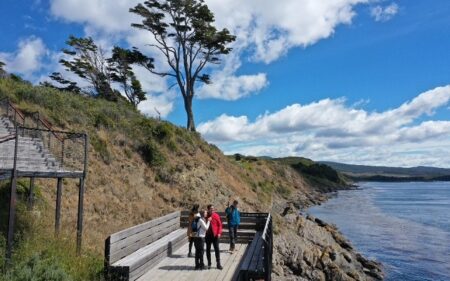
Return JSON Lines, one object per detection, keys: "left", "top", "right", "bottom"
{"left": 273, "top": 211, "right": 383, "bottom": 281}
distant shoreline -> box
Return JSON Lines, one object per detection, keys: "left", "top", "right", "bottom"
{"left": 350, "top": 175, "right": 450, "bottom": 182}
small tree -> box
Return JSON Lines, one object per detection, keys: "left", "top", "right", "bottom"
{"left": 59, "top": 36, "right": 118, "bottom": 101}
{"left": 108, "top": 47, "right": 154, "bottom": 107}
{"left": 130, "top": 0, "right": 236, "bottom": 131}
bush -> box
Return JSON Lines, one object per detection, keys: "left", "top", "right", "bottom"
{"left": 5, "top": 253, "right": 73, "bottom": 281}
{"left": 140, "top": 140, "right": 166, "bottom": 166}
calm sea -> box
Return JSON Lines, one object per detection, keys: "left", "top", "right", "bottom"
{"left": 308, "top": 182, "right": 450, "bottom": 281}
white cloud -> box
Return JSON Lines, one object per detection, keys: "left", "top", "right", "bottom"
{"left": 50, "top": 0, "right": 140, "bottom": 33}
{"left": 370, "top": 3, "right": 399, "bottom": 22}
{"left": 49, "top": 0, "right": 370, "bottom": 101}
{"left": 138, "top": 92, "right": 175, "bottom": 118}
{"left": 198, "top": 85, "right": 450, "bottom": 167}
{"left": 0, "top": 37, "right": 48, "bottom": 78}
{"left": 207, "top": 0, "right": 368, "bottom": 63}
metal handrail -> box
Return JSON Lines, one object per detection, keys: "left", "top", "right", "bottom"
{"left": 0, "top": 134, "right": 15, "bottom": 144}
{"left": 0, "top": 98, "right": 25, "bottom": 126}
{"left": 30, "top": 112, "right": 64, "bottom": 142}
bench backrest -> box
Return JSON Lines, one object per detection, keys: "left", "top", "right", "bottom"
{"left": 105, "top": 211, "right": 181, "bottom": 265}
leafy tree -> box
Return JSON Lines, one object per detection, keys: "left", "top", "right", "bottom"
{"left": 59, "top": 36, "right": 118, "bottom": 101}
{"left": 44, "top": 72, "right": 82, "bottom": 93}
{"left": 0, "top": 61, "right": 7, "bottom": 78}
{"left": 108, "top": 47, "right": 154, "bottom": 107}
{"left": 130, "top": 0, "right": 236, "bottom": 131}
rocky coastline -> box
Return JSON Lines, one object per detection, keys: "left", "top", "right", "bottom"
{"left": 272, "top": 193, "right": 384, "bottom": 281}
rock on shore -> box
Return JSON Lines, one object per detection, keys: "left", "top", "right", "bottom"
{"left": 272, "top": 210, "right": 384, "bottom": 281}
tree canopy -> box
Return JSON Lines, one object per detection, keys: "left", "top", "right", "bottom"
{"left": 59, "top": 36, "right": 118, "bottom": 101}
{"left": 107, "top": 47, "right": 154, "bottom": 107}
{"left": 130, "top": 0, "right": 236, "bottom": 131}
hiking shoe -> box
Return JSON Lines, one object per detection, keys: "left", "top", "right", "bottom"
{"left": 217, "top": 264, "right": 223, "bottom": 270}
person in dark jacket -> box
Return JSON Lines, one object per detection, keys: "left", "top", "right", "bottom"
{"left": 206, "top": 204, "right": 223, "bottom": 270}
{"left": 225, "top": 200, "right": 241, "bottom": 252}
{"left": 187, "top": 204, "right": 200, "bottom": 257}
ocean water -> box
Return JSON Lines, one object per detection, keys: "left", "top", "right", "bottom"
{"left": 308, "top": 182, "right": 450, "bottom": 281}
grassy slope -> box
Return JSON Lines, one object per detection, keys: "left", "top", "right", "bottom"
{"left": 0, "top": 78, "right": 345, "bottom": 280}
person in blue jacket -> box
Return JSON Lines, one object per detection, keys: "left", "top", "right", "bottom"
{"left": 225, "top": 200, "right": 241, "bottom": 252}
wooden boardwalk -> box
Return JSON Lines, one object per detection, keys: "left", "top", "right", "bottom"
{"left": 137, "top": 242, "right": 247, "bottom": 281}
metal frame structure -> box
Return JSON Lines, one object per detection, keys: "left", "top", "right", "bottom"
{"left": 1, "top": 98, "right": 89, "bottom": 266}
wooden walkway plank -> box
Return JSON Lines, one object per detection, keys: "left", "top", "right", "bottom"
{"left": 137, "top": 242, "right": 247, "bottom": 281}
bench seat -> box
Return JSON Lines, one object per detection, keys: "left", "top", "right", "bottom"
{"left": 105, "top": 211, "right": 186, "bottom": 281}
{"left": 111, "top": 228, "right": 186, "bottom": 281}
{"left": 238, "top": 232, "right": 265, "bottom": 280}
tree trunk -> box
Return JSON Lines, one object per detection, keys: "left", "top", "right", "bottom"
{"left": 184, "top": 96, "right": 196, "bottom": 131}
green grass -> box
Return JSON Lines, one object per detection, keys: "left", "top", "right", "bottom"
{"left": 0, "top": 181, "right": 103, "bottom": 281}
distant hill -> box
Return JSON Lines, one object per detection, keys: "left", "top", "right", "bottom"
{"left": 320, "top": 161, "right": 450, "bottom": 181}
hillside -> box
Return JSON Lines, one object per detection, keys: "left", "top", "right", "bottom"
{"left": 321, "top": 161, "right": 450, "bottom": 181}
{"left": 0, "top": 77, "right": 382, "bottom": 280}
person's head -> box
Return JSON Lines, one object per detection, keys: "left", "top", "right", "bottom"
{"left": 207, "top": 204, "right": 215, "bottom": 215}
{"left": 232, "top": 200, "right": 239, "bottom": 208}
{"left": 191, "top": 204, "right": 200, "bottom": 213}
{"left": 202, "top": 210, "right": 208, "bottom": 218}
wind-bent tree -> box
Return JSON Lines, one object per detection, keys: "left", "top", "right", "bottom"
{"left": 60, "top": 36, "right": 118, "bottom": 101}
{"left": 45, "top": 72, "right": 82, "bottom": 93}
{"left": 130, "top": 0, "right": 236, "bottom": 131}
{"left": 108, "top": 47, "right": 154, "bottom": 107}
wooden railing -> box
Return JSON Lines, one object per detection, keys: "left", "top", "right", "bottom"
{"left": 261, "top": 214, "right": 273, "bottom": 281}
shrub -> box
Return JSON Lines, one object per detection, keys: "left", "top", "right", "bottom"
{"left": 140, "top": 140, "right": 166, "bottom": 167}
{"left": 5, "top": 253, "right": 73, "bottom": 281}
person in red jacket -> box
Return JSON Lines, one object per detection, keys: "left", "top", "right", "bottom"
{"left": 206, "top": 204, "right": 223, "bottom": 270}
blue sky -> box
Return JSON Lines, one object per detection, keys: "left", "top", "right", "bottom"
{"left": 1, "top": 0, "right": 450, "bottom": 167}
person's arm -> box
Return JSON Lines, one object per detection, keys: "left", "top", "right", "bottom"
{"left": 199, "top": 218, "right": 210, "bottom": 231}
{"left": 217, "top": 213, "right": 223, "bottom": 236}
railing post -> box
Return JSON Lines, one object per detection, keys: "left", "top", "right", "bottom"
{"left": 27, "top": 177, "right": 35, "bottom": 211}
{"left": 5, "top": 126, "right": 19, "bottom": 267}
{"left": 76, "top": 133, "right": 88, "bottom": 255}
{"left": 76, "top": 177, "right": 85, "bottom": 255}
{"left": 61, "top": 139, "right": 65, "bottom": 168}
{"left": 55, "top": 178, "right": 63, "bottom": 236}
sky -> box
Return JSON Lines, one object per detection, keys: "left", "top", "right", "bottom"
{"left": 1, "top": 0, "right": 450, "bottom": 167}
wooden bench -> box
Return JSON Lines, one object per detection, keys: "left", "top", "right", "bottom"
{"left": 105, "top": 211, "right": 187, "bottom": 281}
{"left": 238, "top": 232, "right": 265, "bottom": 281}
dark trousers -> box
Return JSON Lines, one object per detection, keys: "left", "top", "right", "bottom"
{"left": 229, "top": 226, "right": 238, "bottom": 249}
{"left": 194, "top": 237, "right": 205, "bottom": 268}
{"left": 205, "top": 235, "right": 221, "bottom": 265}
{"left": 188, "top": 237, "right": 194, "bottom": 254}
